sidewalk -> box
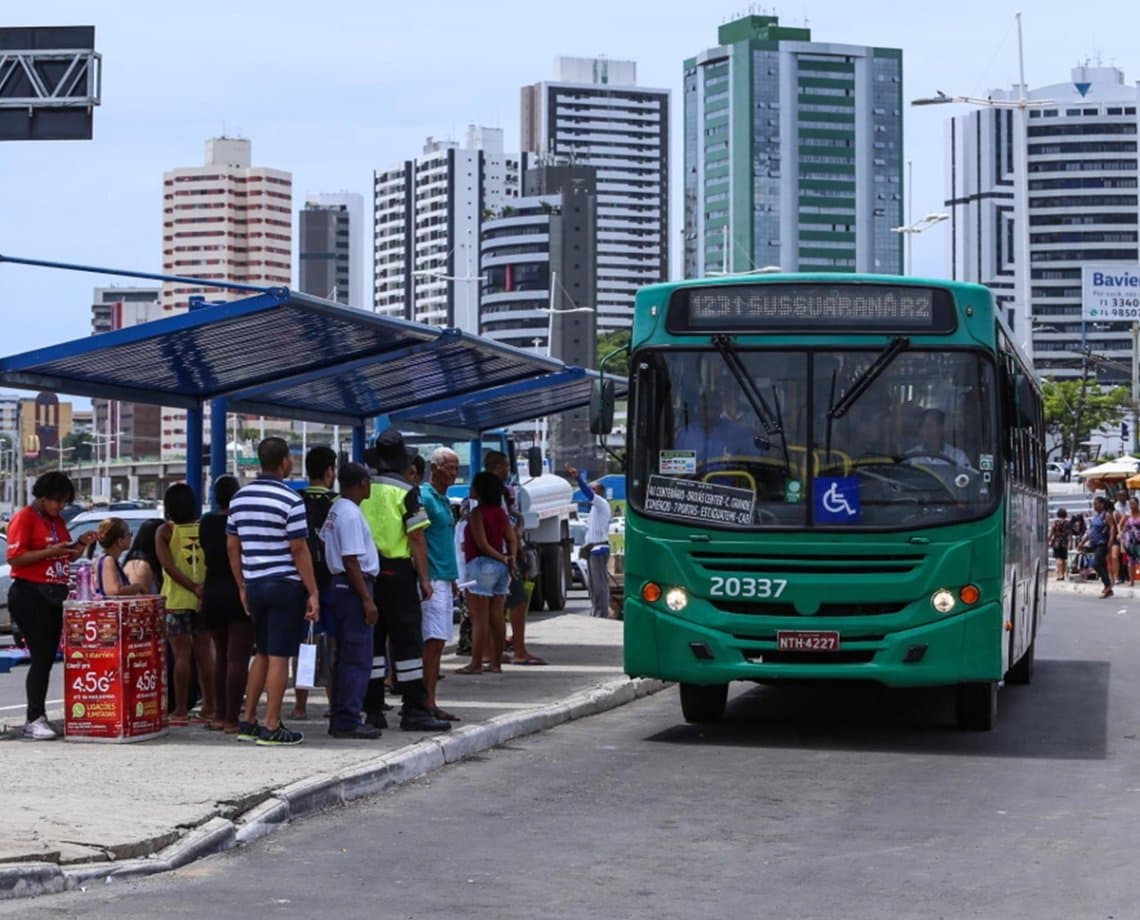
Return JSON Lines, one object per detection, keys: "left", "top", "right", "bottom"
{"left": 1048, "top": 574, "right": 1139, "bottom": 599}
{"left": 0, "top": 605, "right": 664, "bottom": 900}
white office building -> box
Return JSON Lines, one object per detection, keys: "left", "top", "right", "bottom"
{"left": 521, "top": 56, "right": 670, "bottom": 330}
{"left": 945, "top": 65, "right": 1140, "bottom": 379}
{"left": 373, "top": 126, "right": 523, "bottom": 331}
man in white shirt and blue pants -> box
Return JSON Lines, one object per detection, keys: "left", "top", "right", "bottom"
{"left": 320, "top": 462, "right": 383, "bottom": 740}
{"left": 568, "top": 465, "right": 612, "bottom": 619}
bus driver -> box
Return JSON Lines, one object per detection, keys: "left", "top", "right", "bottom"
{"left": 905, "top": 408, "right": 972, "bottom": 468}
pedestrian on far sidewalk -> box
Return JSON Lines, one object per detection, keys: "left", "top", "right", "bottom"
{"left": 1081, "top": 495, "right": 1116, "bottom": 599}
{"left": 5, "top": 472, "right": 97, "bottom": 740}
{"left": 227, "top": 437, "right": 320, "bottom": 746}
{"left": 1049, "top": 508, "right": 1070, "bottom": 581}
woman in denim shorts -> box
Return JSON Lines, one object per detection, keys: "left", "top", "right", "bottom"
{"left": 456, "top": 472, "right": 517, "bottom": 674}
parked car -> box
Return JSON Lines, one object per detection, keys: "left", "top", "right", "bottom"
{"left": 67, "top": 507, "right": 165, "bottom": 552}
{"left": 569, "top": 520, "right": 589, "bottom": 591}
{"left": 1046, "top": 461, "right": 1068, "bottom": 482}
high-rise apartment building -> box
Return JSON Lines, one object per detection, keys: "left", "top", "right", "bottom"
{"left": 684, "top": 16, "right": 903, "bottom": 278}
{"left": 944, "top": 65, "right": 1140, "bottom": 379}
{"left": 522, "top": 57, "right": 669, "bottom": 330}
{"left": 91, "top": 287, "right": 163, "bottom": 461}
{"left": 299, "top": 192, "right": 364, "bottom": 307}
{"left": 160, "top": 138, "right": 292, "bottom": 457}
{"left": 373, "top": 126, "right": 523, "bottom": 330}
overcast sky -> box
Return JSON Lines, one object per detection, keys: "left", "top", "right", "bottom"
{"left": 2, "top": 0, "right": 1139, "bottom": 383}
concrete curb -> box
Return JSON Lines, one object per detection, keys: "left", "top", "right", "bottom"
{"left": 3, "top": 675, "right": 669, "bottom": 901}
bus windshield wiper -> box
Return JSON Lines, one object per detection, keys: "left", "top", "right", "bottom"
{"left": 827, "top": 336, "right": 909, "bottom": 421}
{"left": 712, "top": 335, "right": 793, "bottom": 479}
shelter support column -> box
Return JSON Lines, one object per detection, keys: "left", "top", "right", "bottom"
{"left": 352, "top": 425, "right": 365, "bottom": 463}
{"left": 186, "top": 403, "right": 203, "bottom": 509}
{"left": 210, "top": 397, "right": 228, "bottom": 508}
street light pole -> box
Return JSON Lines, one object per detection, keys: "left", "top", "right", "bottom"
{"left": 912, "top": 14, "right": 1051, "bottom": 359}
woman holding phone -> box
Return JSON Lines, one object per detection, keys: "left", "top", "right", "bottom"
{"left": 4, "top": 472, "right": 96, "bottom": 740}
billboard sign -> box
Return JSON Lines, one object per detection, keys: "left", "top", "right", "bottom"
{"left": 1082, "top": 265, "right": 1140, "bottom": 322}
{"left": 0, "top": 26, "right": 99, "bottom": 141}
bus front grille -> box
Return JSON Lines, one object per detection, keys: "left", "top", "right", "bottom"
{"left": 741, "top": 649, "right": 877, "bottom": 665}
{"left": 691, "top": 551, "right": 924, "bottom": 577}
{"left": 715, "top": 600, "right": 907, "bottom": 617}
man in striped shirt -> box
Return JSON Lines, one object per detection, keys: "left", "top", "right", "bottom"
{"left": 227, "top": 437, "right": 320, "bottom": 746}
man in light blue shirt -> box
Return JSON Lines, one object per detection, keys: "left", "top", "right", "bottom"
{"left": 420, "top": 447, "right": 460, "bottom": 721}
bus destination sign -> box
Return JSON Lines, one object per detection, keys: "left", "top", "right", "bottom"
{"left": 670, "top": 283, "right": 953, "bottom": 333}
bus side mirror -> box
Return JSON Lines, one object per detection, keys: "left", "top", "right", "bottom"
{"left": 526, "top": 445, "right": 543, "bottom": 478}
{"left": 1014, "top": 373, "right": 1036, "bottom": 427}
{"left": 590, "top": 378, "right": 615, "bottom": 435}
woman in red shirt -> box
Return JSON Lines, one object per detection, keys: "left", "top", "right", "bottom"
{"left": 5, "top": 472, "right": 96, "bottom": 740}
{"left": 455, "top": 471, "right": 517, "bottom": 675}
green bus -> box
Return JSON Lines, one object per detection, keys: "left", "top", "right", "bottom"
{"left": 598, "top": 274, "right": 1046, "bottom": 730}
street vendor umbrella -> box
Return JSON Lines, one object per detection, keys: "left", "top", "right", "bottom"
{"left": 1076, "top": 456, "right": 1140, "bottom": 481}
{"left": 1127, "top": 472, "right": 1140, "bottom": 489}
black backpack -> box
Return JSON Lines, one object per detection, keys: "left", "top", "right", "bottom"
{"left": 301, "top": 488, "right": 336, "bottom": 588}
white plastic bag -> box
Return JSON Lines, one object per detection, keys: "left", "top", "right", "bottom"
{"left": 295, "top": 623, "right": 318, "bottom": 690}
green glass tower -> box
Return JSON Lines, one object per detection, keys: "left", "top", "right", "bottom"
{"left": 683, "top": 15, "right": 903, "bottom": 277}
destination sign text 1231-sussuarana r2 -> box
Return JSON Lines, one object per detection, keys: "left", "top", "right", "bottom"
{"left": 668, "top": 283, "right": 955, "bottom": 333}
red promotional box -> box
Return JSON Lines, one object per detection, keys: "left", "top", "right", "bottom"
{"left": 64, "top": 596, "right": 167, "bottom": 743}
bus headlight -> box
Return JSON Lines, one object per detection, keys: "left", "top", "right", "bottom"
{"left": 930, "top": 589, "right": 956, "bottom": 614}
{"left": 665, "top": 587, "right": 688, "bottom": 611}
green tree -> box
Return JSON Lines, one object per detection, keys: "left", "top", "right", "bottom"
{"left": 596, "top": 328, "right": 630, "bottom": 377}
{"left": 62, "top": 430, "right": 94, "bottom": 462}
{"left": 1042, "top": 377, "right": 1132, "bottom": 460}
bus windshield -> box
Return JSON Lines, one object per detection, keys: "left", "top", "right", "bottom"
{"left": 631, "top": 347, "right": 999, "bottom": 530}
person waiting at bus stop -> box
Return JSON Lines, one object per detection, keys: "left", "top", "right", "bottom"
{"left": 359, "top": 429, "right": 450, "bottom": 733}
{"left": 1080, "top": 495, "right": 1117, "bottom": 599}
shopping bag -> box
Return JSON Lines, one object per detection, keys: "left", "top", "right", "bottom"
{"left": 295, "top": 623, "right": 318, "bottom": 690}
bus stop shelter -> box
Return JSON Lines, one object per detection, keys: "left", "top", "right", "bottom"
{"left": 0, "top": 257, "right": 620, "bottom": 503}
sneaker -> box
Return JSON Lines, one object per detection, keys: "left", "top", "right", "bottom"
{"left": 235, "top": 720, "right": 260, "bottom": 742}
{"left": 24, "top": 716, "right": 58, "bottom": 741}
{"left": 255, "top": 722, "right": 303, "bottom": 746}
{"left": 364, "top": 710, "right": 388, "bottom": 731}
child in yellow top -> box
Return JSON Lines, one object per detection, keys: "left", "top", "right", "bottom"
{"left": 157, "top": 483, "right": 216, "bottom": 726}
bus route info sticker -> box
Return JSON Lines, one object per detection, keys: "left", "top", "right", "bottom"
{"left": 645, "top": 474, "right": 755, "bottom": 526}
{"left": 659, "top": 449, "right": 697, "bottom": 475}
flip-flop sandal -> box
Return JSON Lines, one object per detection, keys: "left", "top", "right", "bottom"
{"left": 454, "top": 666, "right": 484, "bottom": 675}
{"left": 203, "top": 721, "right": 226, "bottom": 731}
{"left": 168, "top": 716, "right": 190, "bottom": 727}
{"left": 432, "top": 708, "right": 461, "bottom": 722}
{"left": 512, "top": 657, "right": 548, "bottom": 666}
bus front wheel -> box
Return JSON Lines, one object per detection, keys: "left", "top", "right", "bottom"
{"left": 955, "top": 681, "right": 997, "bottom": 731}
{"left": 680, "top": 683, "right": 728, "bottom": 724}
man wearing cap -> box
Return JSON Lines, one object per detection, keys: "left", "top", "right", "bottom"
{"left": 359, "top": 429, "right": 450, "bottom": 733}
{"left": 566, "top": 464, "right": 612, "bottom": 619}
{"left": 321, "top": 462, "right": 382, "bottom": 739}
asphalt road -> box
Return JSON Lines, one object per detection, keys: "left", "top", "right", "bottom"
{"left": 6, "top": 590, "right": 1140, "bottom": 919}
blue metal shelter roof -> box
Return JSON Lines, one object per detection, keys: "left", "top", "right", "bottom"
{"left": 387, "top": 366, "right": 625, "bottom": 434}
{"left": 0, "top": 286, "right": 583, "bottom": 426}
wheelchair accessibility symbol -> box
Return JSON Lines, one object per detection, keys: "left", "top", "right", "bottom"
{"left": 814, "top": 477, "right": 861, "bottom": 523}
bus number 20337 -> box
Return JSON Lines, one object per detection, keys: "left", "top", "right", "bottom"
{"left": 709, "top": 576, "right": 788, "bottom": 598}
